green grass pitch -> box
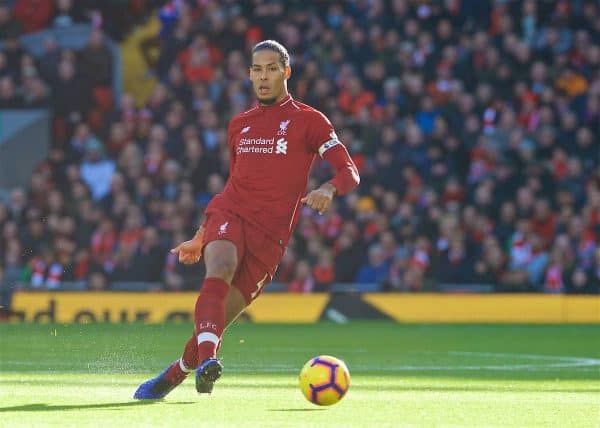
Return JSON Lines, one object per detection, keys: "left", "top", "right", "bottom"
{"left": 1, "top": 322, "right": 599, "bottom": 427}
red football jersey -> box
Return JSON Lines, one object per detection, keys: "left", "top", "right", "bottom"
{"left": 205, "top": 94, "right": 344, "bottom": 246}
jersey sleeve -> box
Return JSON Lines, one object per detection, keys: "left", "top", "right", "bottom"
{"left": 323, "top": 143, "right": 360, "bottom": 195}
{"left": 306, "top": 110, "right": 343, "bottom": 157}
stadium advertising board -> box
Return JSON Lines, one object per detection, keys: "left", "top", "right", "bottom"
{"left": 9, "top": 292, "right": 329, "bottom": 323}
{"left": 9, "top": 292, "right": 600, "bottom": 323}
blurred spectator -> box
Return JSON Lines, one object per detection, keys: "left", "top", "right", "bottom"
{"left": 0, "top": 265, "right": 8, "bottom": 319}
{"left": 38, "top": 37, "right": 61, "bottom": 82}
{"left": 333, "top": 229, "right": 364, "bottom": 283}
{"left": 288, "top": 260, "right": 314, "bottom": 293}
{"left": 543, "top": 249, "right": 566, "bottom": 294}
{"left": 1, "top": 0, "right": 598, "bottom": 295}
{"left": 80, "top": 140, "right": 116, "bottom": 201}
{"left": 80, "top": 30, "right": 113, "bottom": 89}
{"left": 130, "top": 226, "right": 165, "bottom": 282}
{"left": 88, "top": 269, "right": 108, "bottom": 291}
{"left": 22, "top": 76, "right": 49, "bottom": 107}
{"left": 0, "top": 75, "right": 21, "bottom": 108}
{"left": 52, "top": 59, "right": 93, "bottom": 125}
{"left": 312, "top": 248, "right": 335, "bottom": 292}
{"left": 0, "top": 237, "right": 22, "bottom": 315}
{"left": 52, "top": 0, "right": 83, "bottom": 28}
{"left": 177, "top": 34, "right": 223, "bottom": 84}
{"left": 355, "top": 244, "right": 390, "bottom": 287}
{"left": 13, "top": 0, "right": 54, "bottom": 33}
{"left": 0, "top": 3, "right": 22, "bottom": 41}
{"left": 437, "top": 235, "right": 473, "bottom": 284}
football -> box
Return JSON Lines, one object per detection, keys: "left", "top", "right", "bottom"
{"left": 299, "top": 355, "right": 350, "bottom": 406}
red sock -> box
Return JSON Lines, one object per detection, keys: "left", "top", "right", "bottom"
{"left": 182, "top": 334, "right": 198, "bottom": 369}
{"left": 164, "top": 335, "right": 197, "bottom": 384}
{"left": 194, "top": 277, "right": 229, "bottom": 363}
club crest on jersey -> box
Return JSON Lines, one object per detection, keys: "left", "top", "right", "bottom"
{"left": 241, "top": 126, "right": 251, "bottom": 134}
{"left": 275, "top": 138, "right": 288, "bottom": 154}
{"left": 277, "top": 120, "right": 291, "bottom": 136}
{"left": 218, "top": 221, "right": 229, "bottom": 235}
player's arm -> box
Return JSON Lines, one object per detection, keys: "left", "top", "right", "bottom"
{"left": 171, "top": 121, "right": 238, "bottom": 264}
{"left": 322, "top": 144, "right": 360, "bottom": 195}
{"left": 302, "top": 133, "right": 360, "bottom": 214}
{"left": 171, "top": 224, "right": 204, "bottom": 264}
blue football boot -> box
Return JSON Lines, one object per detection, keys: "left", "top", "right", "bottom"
{"left": 134, "top": 362, "right": 178, "bottom": 400}
{"left": 195, "top": 358, "right": 222, "bottom": 394}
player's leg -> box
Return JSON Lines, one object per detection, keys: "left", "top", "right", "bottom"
{"left": 157, "top": 286, "right": 246, "bottom": 387}
{"left": 183, "top": 274, "right": 247, "bottom": 371}
{"left": 194, "top": 240, "right": 237, "bottom": 359}
{"left": 140, "top": 242, "right": 275, "bottom": 399}
{"left": 165, "top": 240, "right": 243, "bottom": 393}
{"left": 134, "top": 212, "right": 243, "bottom": 399}
{"left": 224, "top": 284, "right": 248, "bottom": 326}
{"left": 134, "top": 280, "right": 247, "bottom": 399}
{"left": 193, "top": 224, "right": 281, "bottom": 394}
{"left": 184, "top": 284, "right": 247, "bottom": 361}
{"left": 195, "top": 268, "right": 252, "bottom": 393}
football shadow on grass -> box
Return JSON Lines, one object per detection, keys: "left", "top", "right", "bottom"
{"left": 0, "top": 401, "right": 166, "bottom": 412}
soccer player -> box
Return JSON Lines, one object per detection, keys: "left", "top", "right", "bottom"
{"left": 134, "top": 40, "right": 359, "bottom": 399}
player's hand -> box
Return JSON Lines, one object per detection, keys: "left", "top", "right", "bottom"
{"left": 170, "top": 226, "right": 204, "bottom": 264}
{"left": 301, "top": 183, "right": 336, "bottom": 215}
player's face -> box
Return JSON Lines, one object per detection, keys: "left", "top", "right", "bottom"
{"left": 249, "top": 50, "right": 291, "bottom": 105}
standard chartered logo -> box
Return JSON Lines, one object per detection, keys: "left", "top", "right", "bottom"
{"left": 275, "top": 138, "right": 288, "bottom": 154}
{"left": 239, "top": 137, "right": 274, "bottom": 145}
{"left": 236, "top": 136, "right": 288, "bottom": 155}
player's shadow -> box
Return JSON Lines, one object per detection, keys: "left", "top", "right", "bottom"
{"left": 0, "top": 401, "right": 176, "bottom": 412}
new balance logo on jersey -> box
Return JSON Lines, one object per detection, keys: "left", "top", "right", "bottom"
{"left": 218, "top": 222, "right": 229, "bottom": 235}
{"left": 277, "top": 120, "right": 290, "bottom": 136}
{"left": 241, "top": 126, "right": 251, "bottom": 134}
{"left": 275, "top": 138, "right": 288, "bottom": 154}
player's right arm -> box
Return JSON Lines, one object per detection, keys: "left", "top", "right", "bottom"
{"left": 170, "top": 224, "right": 204, "bottom": 264}
{"left": 171, "top": 118, "right": 239, "bottom": 264}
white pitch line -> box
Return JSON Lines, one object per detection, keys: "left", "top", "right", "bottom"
{"left": 230, "top": 352, "right": 600, "bottom": 372}
{"left": 450, "top": 351, "right": 600, "bottom": 362}
{"left": 446, "top": 351, "right": 600, "bottom": 370}
{"left": 2, "top": 352, "right": 599, "bottom": 373}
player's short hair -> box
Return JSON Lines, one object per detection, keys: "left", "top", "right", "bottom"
{"left": 252, "top": 40, "right": 290, "bottom": 68}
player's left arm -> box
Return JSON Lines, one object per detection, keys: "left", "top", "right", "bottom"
{"left": 301, "top": 145, "right": 360, "bottom": 214}
{"left": 301, "top": 114, "right": 360, "bottom": 214}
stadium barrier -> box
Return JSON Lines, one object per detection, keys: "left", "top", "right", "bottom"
{"left": 8, "top": 291, "right": 600, "bottom": 324}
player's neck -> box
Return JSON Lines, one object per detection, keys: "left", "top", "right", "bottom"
{"left": 259, "top": 91, "right": 291, "bottom": 107}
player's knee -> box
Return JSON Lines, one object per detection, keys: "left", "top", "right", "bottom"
{"left": 204, "top": 241, "right": 238, "bottom": 282}
{"left": 206, "top": 257, "right": 237, "bottom": 282}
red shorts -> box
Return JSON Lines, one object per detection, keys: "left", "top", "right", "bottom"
{"left": 201, "top": 209, "right": 284, "bottom": 304}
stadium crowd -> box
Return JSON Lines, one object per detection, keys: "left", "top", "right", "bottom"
{"left": 0, "top": 0, "right": 599, "bottom": 301}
